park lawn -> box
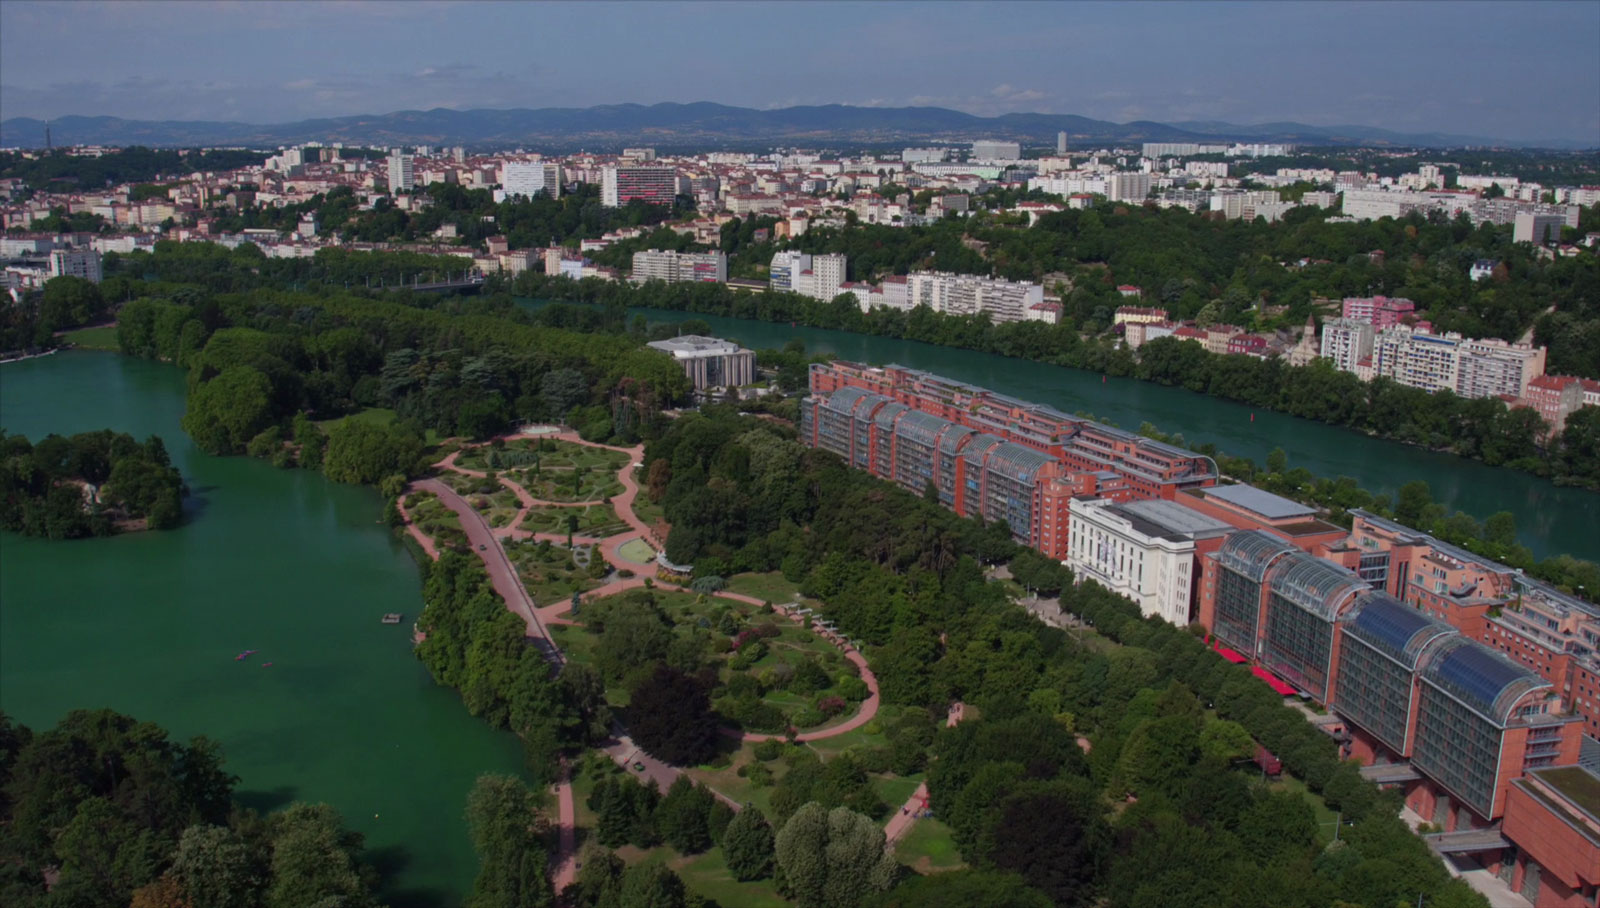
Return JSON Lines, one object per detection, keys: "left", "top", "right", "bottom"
{"left": 684, "top": 746, "right": 788, "bottom": 817}
{"left": 724, "top": 571, "right": 804, "bottom": 605}
{"left": 518, "top": 502, "right": 628, "bottom": 538}
{"left": 893, "top": 818, "right": 966, "bottom": 873}
{"left": 61, "top": 325, "right": 119, "bottom": 350}
{"left": 873, "top": 774, "right": 924, "bottom": 811}
{"left": 672, "top": 847, "right": 787, "bottom": 908}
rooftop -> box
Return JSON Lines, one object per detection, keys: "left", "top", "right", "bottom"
{"left": 1200, "top": 483, "right": 1316, "bottom": 520}
{"left": 646, "top": 334, "right": 745, "bottom": 356}
{"left": 1109, "top": 499, "right": 1233, "bottom": 540}
{"left": 1534, "top": 766, "right": 1600, "bottom": 823}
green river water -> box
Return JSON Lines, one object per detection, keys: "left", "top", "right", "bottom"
{"left": 524, "top": 301, "right": 1599, "bottom": 563}
{"left": 0, "top": 351, "right": 524, "bottom": 908}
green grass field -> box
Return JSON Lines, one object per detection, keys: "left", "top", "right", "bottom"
{"left": 724, "top": 571, "right": 808, "bottom": 605}
{"left": 61, "top": 325, "right": 119, "bottom": 351}
{"left": 893, "top": 818, "right": 966, "bottom": 872}
{"left": 673, "top": 847, "right": 788, "bottom": 908}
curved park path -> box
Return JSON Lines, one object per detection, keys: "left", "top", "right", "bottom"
{"left": 400, "top": 427, "right": 882, "bottom": 892}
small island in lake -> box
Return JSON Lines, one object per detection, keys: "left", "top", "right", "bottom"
{"left": 0, "top": 429, "right": 184, "bottom": 538}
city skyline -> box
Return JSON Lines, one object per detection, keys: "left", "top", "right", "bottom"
{"left": 1, "top": 0, "right": 1597, "bottom": 145}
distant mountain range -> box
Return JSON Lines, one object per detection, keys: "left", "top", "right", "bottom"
{"left": 1, "top": 102, "right": 1588, "bottom": 151}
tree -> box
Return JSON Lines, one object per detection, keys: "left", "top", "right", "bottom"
{"left": 1393, "top": 480, "right": 1433, "bottom": 527}
{"left": 322, "top": 420, "right": 423, "bottom": 485}
{"left": 655, "top": 776, "right": 714, "bottom": 855}
{"left": 628, "top": 664, "right": 720, "bottom": 766}
{"left": 617, "top": 862, "right": 687, "bottom": 908}
{"left": 181, "top": 366, "right": 274, "bottom": 455}
{"left": 722, "top": 806, "right": 776, "bottom": 881}
{"left": 39, "top": 275, "right": 107, "bottom": 330}
{"left": 864, "top": 869, "right": 1051, "bottom": 908}
{"left": 980, "top": 780, "right": 1108, "bottom": 908}
{"left": 264, "top": 804, "right": 376, "bottom": 908}
{"left": 774, "top": 802, "right": 898, "bottom": 908}
{"left": 464, "top": 774, "right": 552, "bottom": 908}
{"left": 1266, "top": 447, "right": 1288, "bottom": 474}
{"left": 170, "top": 824, "right": 265, "bottom": 908}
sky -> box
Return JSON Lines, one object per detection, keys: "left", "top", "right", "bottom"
{"left": 2, "top": 1, "right": 1597, "bottom": 144}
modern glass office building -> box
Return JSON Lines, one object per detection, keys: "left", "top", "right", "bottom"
{"left": 1260, "top": 552, "right": 1369, "bottom": 702}
{"left": 1209, "top": 530, "right": 1296, "bottom": 655}
{"left": 1414, "top": 637, "right": 1554, "bottom": 819}
{"left": 1334, "top": 594, "right": 1456, "bottom": 754}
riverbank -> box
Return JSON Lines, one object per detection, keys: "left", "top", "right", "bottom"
{"left": 517, "top": 298, "right": 1599, "bottom": 563}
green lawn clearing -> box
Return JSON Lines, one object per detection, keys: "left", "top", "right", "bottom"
{"left": 61, "top": 325, "right": 119, "bottom": 350}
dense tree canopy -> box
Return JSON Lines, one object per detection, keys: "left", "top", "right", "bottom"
{"left": 0, "top": 430, "right": 182, "bottom": 537}
{"left": 0, "top": 710, "right": 382, "bottom": 908}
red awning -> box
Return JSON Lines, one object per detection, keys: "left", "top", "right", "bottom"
{"left": 1213, "top": 644, "right": 1248, "bottom": 664}
{"left": 1251, "top": 666, "right": 1297, "bottom": 696}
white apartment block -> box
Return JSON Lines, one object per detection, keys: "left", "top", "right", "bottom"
{"left": 629, "top": 249, "right": 727, "bottom": 284}
{"left": 905, "top": 271, "right": 1044, "bottom": 324}
{"left": 1320, "top": 318, "right": 1375, "bottom": 373}
{"left": 1141, "top": 143, "right": 1230, "bottom": 158}
{"left": 1373, "top": 327, "right": 1460, "bottom": 394}
{"left": 970, "top": 140, "right": 1021, "bottom": 161}
{"left": 1365, "top": 326, "right": 1547, "bottom": 400}
{"left": 1513, "top": 211, "right": 1564, "bottom": 245}
{"left": 501, "top": 161, "right": 561, "bottom": 200}
{"left": 1107, "top": 172, "right": 1154, "bottom": 203}
{"left": 1456, "top": 337, "right": 1547, "bottom": 400}
{"left": 386, "top": 154, "right": 415, "bottom": 193}
{"left": 1066, "top": 498, "right": 1231, "bottom": 627}
{"left": 801, "top": 253, "right": 847, "bottom": 301}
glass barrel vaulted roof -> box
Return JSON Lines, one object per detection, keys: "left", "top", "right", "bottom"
{"left": 1216, "top": 530, "right": 1297, "bottom": 582}
{"left": 1343, "top": 593, "right": 1457, "bottom": 668}
{"left": 1268, "top": 552, "right": 1369, "bottom": 620}
{"left": 1422, "top": 636, "right": 1550, "bottom": 724}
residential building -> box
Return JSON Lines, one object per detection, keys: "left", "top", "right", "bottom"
{"left": 601, "top": 166, "right": 676, "bottom": 208}
{"left": 904, "top": 271, "right": 1044, "bottom": 324}
{"left": 1114, "top": 306, "right": 1168, "bottom": 326}
{"left": 1470, "top": 259, "right": 1498, "bottom": 281}
{"left": 1514, "top": 211, "right": 1565, "bottom": 245}
{"left": 1342, "top": 295, "right": 1416, "bottom": 329}
{"left": 1108, "top": 172, "right": 1154, "bottom": 203}
{"left": 768, "top": 250, "right": 811, "bottom": 294}
{"left": 48, "top": 249, "right": 102, "bottom": 284}
{"left": 1320, "top": 318, "right": 1376, "bottom": 373}
{"left": 386, "top": 153, "right": 415, "bottom": 193}
{"left": 1067, "top": 497, "right": 1232, "bottom": 626}
{"left": 630, "top": 249, "right": 727, "bottom": 284}
{"left": 1518, "top": 374, "right": 1600, "bottom": 435}
{"left": 646, "top": 335, "right": 756, "bottom": 390}
{"left": 1363, "top": 326, "right": 1547, "bottom": 400}
{"left": 502, "top": 161, "right": 561, "bottom": 199}
{"left": 970, "top": 140, "right": 1021, "bottom": 161}
{"left": 793, "top": 253, "right": 848, "bottom": 301}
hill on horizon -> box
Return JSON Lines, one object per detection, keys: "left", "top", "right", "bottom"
{"left": 2, "top": 102, "right": 1590, "bottom": 151}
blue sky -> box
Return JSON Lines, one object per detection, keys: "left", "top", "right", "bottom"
{"left": 2, "top": 1, "right": 1596, "bottom": 143}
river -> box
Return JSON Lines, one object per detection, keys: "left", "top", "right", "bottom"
{"left": 0, "top": 351, "right": 522, "bottom": 908}
{"left": 522, "top": 300, "right": 1599, "bottom": 563}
